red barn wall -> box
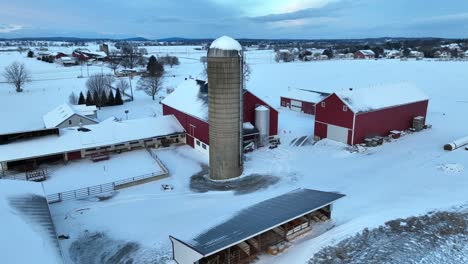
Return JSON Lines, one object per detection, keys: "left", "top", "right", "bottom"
{"left": 243, "top": 91, "right": 278, "bottom": 136}
{"left": 162, "top": 105, "right": 209, "bottom": 147}
{"left": 353, "top": 100, "right": 428, "bottom": 144}
{"left": 315, "top": 94, "right": 354, "bottom": 129}
{"left": 280, "top": 97, "right": 290, "bottom": 107}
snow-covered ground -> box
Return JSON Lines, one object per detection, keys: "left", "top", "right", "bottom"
{"left": 1, "top": 46, "right": 468, "bottom": 263}
{"left": 42, "top": 149, "right": 165, "bottom": 194}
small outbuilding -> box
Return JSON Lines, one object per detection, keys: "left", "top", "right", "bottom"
{"left": 43, "top": 103, "right": 99, "bottom": 129}
{"left": 170, "top": 188, "right": 345, "bottom": 264}
{"left": 314, "top": 83, "right": 429, "bottom": 145}
{"left": 280, "top": 88, "right": 329, "bottom": 115}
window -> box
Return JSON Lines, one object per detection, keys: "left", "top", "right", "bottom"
{"left": 321, "top": 102, "right": 326, "bottom": 107}
{"left": 196, "top": 140, "right": 200, "bottom": 146}
{"left": 68, "top": 120, "right": 72, "bottom": 125}
{"left": 202, "top": 144, "right": 207, "bottom": 150}
{"left": 343, "top": 105, "right": 348, "bottom": 112}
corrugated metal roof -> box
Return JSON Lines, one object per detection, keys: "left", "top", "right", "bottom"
{"left": 178, "top": 188, "right": 345, "bottom": 257}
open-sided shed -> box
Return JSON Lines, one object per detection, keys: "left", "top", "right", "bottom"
{"left": 170, "top": 189, "right": 345, "bottom": 264}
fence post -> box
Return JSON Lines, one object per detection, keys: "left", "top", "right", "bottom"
{"left": 59, "top": 193, "right": 62, "bottom": 202}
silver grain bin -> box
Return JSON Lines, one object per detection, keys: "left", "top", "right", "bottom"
{"left": 207, "top": 36, "right": 243, "bottom": 180}
{"left": 255, "top": 105, "right": 270, "bottom": 147}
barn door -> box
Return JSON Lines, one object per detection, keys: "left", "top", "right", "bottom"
{"left": 327, "top": 124, "right": 348, "bottom": 144}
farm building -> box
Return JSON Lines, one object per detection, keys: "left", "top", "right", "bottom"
{"left": 354, "top": 50, "right": 375, "bottom": 59}
{"left": 0, "top": 115, "right": 185, "bottom": 173}
{"left": 43, "top": 103, "right": 99, "bottom": 129}
{"left": 314, "top": 83, "right": 429, "bottom": 145}
{"left": 57, "top": 56, "right": 76, "bottom": 66}
{"left": 170, "top": 188, "right": 345, "bottom": 264}
{"left": 280, "top": 88, "right": 329, "bottom": 115}
{"left": 161, "top": 79, "right": 278, "bottom": 154}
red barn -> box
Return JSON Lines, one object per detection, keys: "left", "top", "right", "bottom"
{"left": 314, "top": 83, "right": 429, "bottom": 145}
{"left": 280, "top": 88, "right": 329, "bottom": 115}
{"left": 354, "top": 50, "right": 375, "bottom": 59}
{"left": 161, "top": 79, "right": 278, "bottom": 154}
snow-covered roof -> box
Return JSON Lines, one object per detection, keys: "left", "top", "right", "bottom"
{"left": 359, "top": 50, "right": 375, "bottom": 56}
{"left": 256, "top": 105, "right": 269, "bottom": 111}
{"left": 279, "top": 49, "right": 291, "bottom": 53}
{"left": 282, "top": 88, "right": 328, "bottom": 104}
{"left": 161, "top": 79, "right": 208, "bottom": 121}
{"left": 59, "top": 56, "right": 74, "bottom": 62}
{"left": 0, "top": 180, "right": 62, "bottom": 264}
{"left": 334, "top": 83, "right": 429, "bottom": 113}
{"left": 0, "top": 115, "right": 185, "bottom": 162}
{"left": 171, "top": 189, "right": 345, "bottom": 261}
{"left": 42, "top": 103, "right": 96, "bottom": 128}
{"left": 209, "top": 36, "right": 242, "bottom": 51}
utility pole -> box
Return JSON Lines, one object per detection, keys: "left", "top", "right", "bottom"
{"left": 128, "top": 75, "right": 134, "bottom": 101}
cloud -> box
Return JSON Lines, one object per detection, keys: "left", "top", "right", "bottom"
{"left": 0, "top": 24, "right": 23, "bottom": 33}
{"left": 414, "top": 12, "right": 468, "bottom": 24}
{"left": 248, "top": 0, "right": 354, "bottom": 23}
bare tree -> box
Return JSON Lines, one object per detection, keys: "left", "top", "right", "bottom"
{"left": 107, "top": 51, "right": 120, "bottom": 74}
{"left": 3, "top": 61, "right": 31, "bottom": 92}
{"left": 243, "top": 59, "right": 251, "bottom": 88}
{"left": 68, "top": 92, "right": 78, "bottom": 105}
{"left": 200, "top": 56, "right": 208, "bottom": 77}
{"left": 115, "top": 78, "right": 130, "bottom": 95}
{"left": 86, "top": 73, "right": 114, "bottom": 108}
{"left": 137, "top": 75, "right": 164, "bottom": 101}
{"left": 120, "top": 44, "right": 143, "bottom": 69}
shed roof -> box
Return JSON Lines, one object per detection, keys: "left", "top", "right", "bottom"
{"left": 0, "top": 115, "right": 185, "bottom": 163}
{"left": 282, "top": 88, "right": 329, "bottom": 104}
{"left": 334, "top": 83, "right": 429, "bottom": 113}
{"left": 171, "top": 189, "right": 345, "bottom": 259}
{"left": 0, "top": 180, "right": 62, "bottom": 263}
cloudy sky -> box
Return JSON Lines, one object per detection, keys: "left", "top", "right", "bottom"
{"left": 1, "top": 0, "right": 468, "bottom": 39}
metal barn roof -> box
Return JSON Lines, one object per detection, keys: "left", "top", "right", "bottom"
{"left": 171, "top": 188, "right": 345, "bottom": 259}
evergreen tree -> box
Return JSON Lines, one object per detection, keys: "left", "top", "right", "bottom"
{"left": 78, "top": 92, "right": 86, "bottom": 105}
{"left": 93, "top": 90, "right": 100, "bottom": 108}
{"left": 85, "top": 90, "right": 94, "bottom": 105}
{"left": 108, "top": 89, "right": 115, "bottom": 106}
{"left": 147, "top": 55, "right": 164, "bottom": 77}
{"left": 115, "top": 89, "right": 124, "bottom": 105}
{"left": 100, "top": 90, "right": 108, "bottom": 107}
{"left": 27, "top": 50, "right": 34, "bottom": 58}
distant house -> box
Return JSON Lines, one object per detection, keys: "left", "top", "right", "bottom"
{"left": 314, "top": 83, "right": 429, "bottom": 145}
{"left": 54, "top": 52, "right": 68, "bottom": 59}
{"left": 354, "top": 50, "right": 375, "bottom": 59}
{"left": 43, "top": 103, "right": 99, "bottom": 129}
{"left": 57, "top": 56, "right": 76, "bottom": 67}
{"left": 280, "top": 89, "right": 329, "bottom": 115}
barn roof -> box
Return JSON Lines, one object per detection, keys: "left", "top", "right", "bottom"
{"left": 161, "top": 79, "right": 277, "bottom": 122}
{"left": 335, "top": 83, "right": 429, "bottom": 113}
{"left": 43, "top": 103, "right": 97, "bottom": 128}
{"left": 171, "top": 189, "right": 345, "bottom": 259}
{"left": 281, "top": 88, "right": 330, "bottom": 104}
{"left": 358, "top": 50, "right": 375, "bottom": 56}
{"left": 0, "top": 115, "right": 185, "bottom": 163}
{"left": 0, "top": 180, "right": 62, "bottom": 263}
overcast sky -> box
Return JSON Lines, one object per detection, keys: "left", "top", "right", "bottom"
{"left": 1, "top": 0, "right": 468, "bottom": 39}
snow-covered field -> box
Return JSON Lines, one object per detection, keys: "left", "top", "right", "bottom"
{"left": 1, "top": 45, "right": 468, "bottom": 263}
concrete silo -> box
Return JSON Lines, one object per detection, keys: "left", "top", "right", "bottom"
{"left": 207, "top": 36, "right": 243, "bottom": 180}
